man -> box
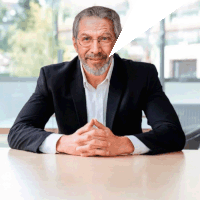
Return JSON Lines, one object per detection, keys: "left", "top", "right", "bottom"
{"left": 8, "top": 6, "right": 186, "bottom": 156}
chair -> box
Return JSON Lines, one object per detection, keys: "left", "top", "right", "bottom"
{"left": 183, "top": 125, "right": 200, "bottom": 149}
{"left": 172, "top": 104, "right": 200, "bottom": 150}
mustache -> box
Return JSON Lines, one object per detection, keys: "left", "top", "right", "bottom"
{"left": 85, "top": 53, "right": 107, "bottom": 59}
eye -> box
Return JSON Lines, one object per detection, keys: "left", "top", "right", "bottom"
{"left": 83, "top": 37, "right": 90, "bottom": 41}
{"left": 102, "top": 37, "right": 108, "bottom": 40}
{"left": 100, "top": 36, "right": 112, "bottom": 42}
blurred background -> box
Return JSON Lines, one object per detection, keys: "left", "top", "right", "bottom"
{"left": 0, "top": 0, "right": 200, "bottom": 148}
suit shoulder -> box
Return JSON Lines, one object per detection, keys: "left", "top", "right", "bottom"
{"left": 41, "top": 61, "right": 69, "bottom": 72}
{"left": 41, "top": 55, "right": 79, "bottom": 78}
{"left": 39, "top": 61, "right": 72, "bottom": 79}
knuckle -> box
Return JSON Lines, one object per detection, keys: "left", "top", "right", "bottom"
{"left": 74, "top": 138, "right": 79, "bottom": 143}
{"left": 85, "top": 127, "right": 90, "bottom": 132}
{"left": 89, "top": 150, "right": 94, "bottom": 155}
{"left": 93, "top": 129, "right": 97, "bottom": 134}
{"left": 90, "top": 130, "right": 95, "bottom": 135}
{"left": 84, "top": 135, "right": 88, "bottom": 140}
{"left": 102, "top": 141, "right": 106, "bottom": 146}
{"left": 91, "top": 139, "right": 96, "bottom": 145}
{"left": 103, "top": 131, "right": 107, "bottom": 137}
{"left": 100, "top": 129, "right": 105, "bottom": 135}
{"left": 74, "top": 130, "right": 79, "bottom": 135}
{"left": 86, "top": 134, "right": 91, "bottom": 140}
{"left": 77, "top": 147, "right": 82, "bottom": 152}
{"left": 100, "top": 150, "right": 107, "bottom": 156}
{"left": 104, "top": 141, "right": 109, "bottom": 147}
{"left": 100, "top": 129, "right": 104, "bottom": 134}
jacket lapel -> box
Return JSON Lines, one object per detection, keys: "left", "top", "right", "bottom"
{"left": 69, "top": 54, "right": 127, "bottom": 130}
{"left": 70, "top": 58, "right": 88, "bottom": 128}
{"left": 106, "top": 54, "right": 127, "bottom": 130}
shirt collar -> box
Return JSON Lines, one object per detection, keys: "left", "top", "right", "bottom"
{"left": 79, "top": 56, "right": 114, "bottom": 88}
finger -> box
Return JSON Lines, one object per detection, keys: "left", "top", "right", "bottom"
{"left": 76, "top": 135, "right": 108, "bottom": 146}
{"left": 84, "top": 129, "right": 108, "bottom": 138}
{"left": 76, "top": 139, "right": 110, "bottom": 150}
{"left": 75, "top": 130, "right": 107, "bottom": 144}
{"left": 93, "top": 119, "right": 107, "bottom": 130}
{"left": 75, "top": 137, "right": 108, "bottom": 147}
{"left": 74, "top": 134, "right": 93, "bottom": 145}
{"left": 75, "top": 119, "right": 95, "bottom": 135}
{"left": 80, "top": 149, "right": 110, "bottom": 157}
{"left": 90, "top": 139, "right": 110, "bottom": 148}
{"left": 76, "top": 142, "right": 109, "bottom": 153}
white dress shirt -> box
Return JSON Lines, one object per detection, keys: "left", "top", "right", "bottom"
{"left": 39, "top": 56, "right": 150, "bottom": 154}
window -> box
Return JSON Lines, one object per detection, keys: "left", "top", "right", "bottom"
{"left": 172, "top": 59, "right": 197, "bottom": 79}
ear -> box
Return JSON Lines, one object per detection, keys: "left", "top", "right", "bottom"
{"left": 72, "top": 37, "right": 78, "bottom": 53}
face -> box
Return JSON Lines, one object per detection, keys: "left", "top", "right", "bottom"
{"left": 73, "top": 16, "right": 116, "bottom": 76}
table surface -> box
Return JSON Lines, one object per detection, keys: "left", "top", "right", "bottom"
{"left": 0, "top": 148, "right": 200, "bottom": 200}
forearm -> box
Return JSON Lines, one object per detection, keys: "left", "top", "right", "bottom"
{"left": 135, "top": 123, "right": 186, "bottom": 155}
{"left": 152, "top": 123, "right": 186, "bottom": 152}
{"left": 8, "top": 123, "right": 54, "bottom": 153}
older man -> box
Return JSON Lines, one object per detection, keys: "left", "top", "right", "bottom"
{"left": 8, "top": 6, "right": 186, "bottom": 156}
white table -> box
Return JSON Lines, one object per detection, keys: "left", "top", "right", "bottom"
{"left": 0, "top": 148, "right": 200, "bottom": 200}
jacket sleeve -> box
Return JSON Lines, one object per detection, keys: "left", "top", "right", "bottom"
{"left": 135, "top": 64, "right": 186, "bottom": 155}
{"left": 7, "top": 67, "right": 55, "bottom": 153}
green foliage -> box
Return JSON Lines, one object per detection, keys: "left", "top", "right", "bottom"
{"left": 8, "top": 2, "right": 61, "bottom": 77}
{"left": 0, "top": 32, "right": 12, "bottom": 52}
{"left": 1, "top": 0, "right": 71, "bottom": 77}
{"left": 62, "top": 7, "right": 71, "bottom": 22}
{"left": 0, "top": 0, "right": 10, "bottom": 52}
{"left": 17, "top": 0, "right": 40, "bottom": 31}
{"left": 0, "top": 6, "right": 7, "bottom": 23}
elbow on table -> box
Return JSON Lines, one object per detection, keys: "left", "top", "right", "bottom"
{"left": 173, "top": 129, "right": 186, "bottom": 152}
{"left": 7, "top": 123, "right": 24, "bottom": 150}
{"left": 154, "top": 123, "right": 186, "bottom": 153}
{"left": 168, "top": 129, "right": 186, "bottom": 153}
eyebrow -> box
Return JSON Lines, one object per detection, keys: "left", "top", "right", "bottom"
{"left": 79, "top": 32, "right": 113, "bottom": 37}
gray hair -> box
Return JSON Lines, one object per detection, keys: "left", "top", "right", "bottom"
{"left": 72, "top": 6, "right": 122, "bottom": 40}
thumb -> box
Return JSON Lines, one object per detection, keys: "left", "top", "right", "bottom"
{"left": 93, "top": 119, "right": 106, "bottom": 130}
{"left": 87, "top": 118, "right": 95, "bottom": 129}
{"left": 76, "top": 119, "right": 95, "bottom": 135}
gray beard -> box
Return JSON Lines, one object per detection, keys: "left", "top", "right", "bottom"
{"left": 79, "top": 56, "right": 112, "bottom": 76}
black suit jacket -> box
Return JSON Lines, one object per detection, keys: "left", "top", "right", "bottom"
{"left": 8, "top": 53, "right": 186, "bottom": 155}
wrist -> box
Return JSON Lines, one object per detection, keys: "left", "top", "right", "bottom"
{"left": 56, "top": 135, "right": 65, "bottom": 153}
{"left": 126, "top": 136, "right": 135, "bottom": 154}
{"left": 119, "top": 136, "right": 135, "bottom": 155}
{"left": 56, "top": 135, "right": 74, "bottom": 155}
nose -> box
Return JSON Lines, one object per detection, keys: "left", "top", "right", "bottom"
{"left": 90, "top": 39, "right": 101, "bottom": 54}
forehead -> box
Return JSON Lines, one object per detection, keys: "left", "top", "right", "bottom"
{"left": 78, "top": 16, "right": 114, "bottom": 35}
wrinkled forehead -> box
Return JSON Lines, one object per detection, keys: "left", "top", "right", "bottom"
{"left": 78, "top": 16, "right": 114, "bottom": 36}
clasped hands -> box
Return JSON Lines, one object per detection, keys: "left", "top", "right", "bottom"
{"left": 56, "top": 119, "right": 134, "bottom": 157}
